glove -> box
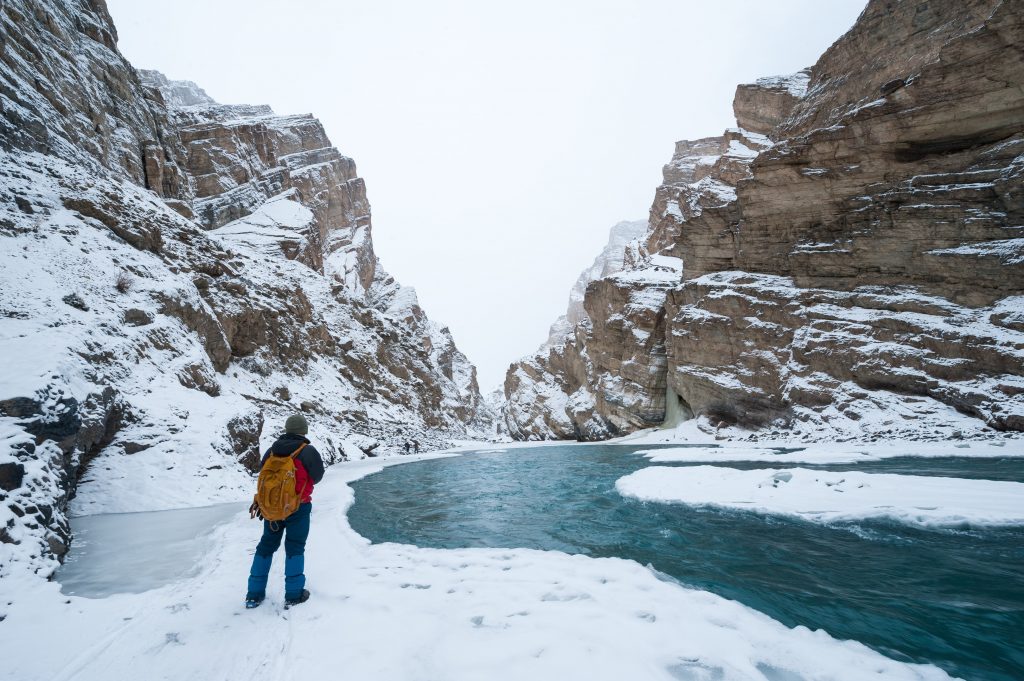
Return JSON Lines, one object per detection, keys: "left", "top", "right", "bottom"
{"left": 249, "top": 499, "right": 263, "bottom": 520}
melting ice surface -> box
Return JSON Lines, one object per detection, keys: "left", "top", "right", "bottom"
{"left": 349, "top": 444, "right": 1024, "bottom": 681}
{"left": 57, "top": 502, "right": 245, "bottom": 597}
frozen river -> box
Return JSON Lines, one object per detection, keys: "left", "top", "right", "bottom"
{"left": 51, "top": 443, "right": 1024, "bottom": 680}
{"left": 349, "top": 444, "right": 1024, "bottom": 681}
{"left": 57, "top": 501, "right": 245, "bottom": 597}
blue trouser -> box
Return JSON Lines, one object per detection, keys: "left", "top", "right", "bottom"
{"left": 246, "top": 502, "right": 311, "bottom": 600}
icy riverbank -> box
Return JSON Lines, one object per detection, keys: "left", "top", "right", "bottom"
{"left": 3, "top": 445, "right": 953, "bottom": 681}
{"left": 635, "top": 440, "right": 1023, "bottom": 464}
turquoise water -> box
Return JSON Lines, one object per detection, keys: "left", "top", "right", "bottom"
{"left": 349, "top": 445, "right": 1024, "bottom": 681}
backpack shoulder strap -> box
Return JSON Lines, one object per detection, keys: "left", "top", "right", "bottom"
{"left": 291, "top": 443, "right": 308, "bottom": 459}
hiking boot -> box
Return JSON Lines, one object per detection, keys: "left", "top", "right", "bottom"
{"left": 284, "top": 589, "right": 310, "bottom": 607}
{"left": 244, "top": 594, "right": 265, "bottom": 609}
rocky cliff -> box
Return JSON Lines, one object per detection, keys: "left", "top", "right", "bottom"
{"left": 0, "top": 0, "right": 487, "bottom": 579}
{"left": 505, "top": 0, "right": 1024, "bottom": 442}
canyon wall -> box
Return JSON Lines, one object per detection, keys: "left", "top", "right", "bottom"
{"left": 0, "top": 0, "right": 487, "bottom": 580}
{"left": 505, "top": 0, "right": 1024, "bottom": 441}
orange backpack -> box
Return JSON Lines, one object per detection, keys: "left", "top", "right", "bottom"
{"left": 255, "top": 443, "right": 307, "bottom": 521}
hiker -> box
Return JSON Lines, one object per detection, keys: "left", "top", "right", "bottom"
{"left": 413, "top": 440, "right": 420, "bottom": 454}
{"left": 404, "top": 440, "right": 411, "bottom": 454}
{"left": 245, "top": 414, "right": 325, "bottom": 609}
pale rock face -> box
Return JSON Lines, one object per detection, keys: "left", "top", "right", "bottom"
{"left": 139, "top": 70, "right": 215, "bottom": 107}
{"left": 546, "top": 219, "right": 647, "bottom": 345}
{"left": 0, "top": 0, "right": 489, "bottom": 576}
{"left": 505, "top": 0, "right": 1024, "bottom": 442}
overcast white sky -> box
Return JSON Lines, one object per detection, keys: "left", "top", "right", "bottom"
{"left": 107, "top": 0, "right": 865, "bottom": 391}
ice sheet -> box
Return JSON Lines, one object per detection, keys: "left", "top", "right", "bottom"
{"left": 57, "top": 502, "right": 246, "bottom": 597}
{"left": 636, "top": 441, "right": 1023, "bottom": 464}
{"left": 617, "top": 465, "right": 1024, "bottom": 528}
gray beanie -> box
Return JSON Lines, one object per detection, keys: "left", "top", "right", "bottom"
{"left": 285, "top": 414, "right": 308, "bottom": 435}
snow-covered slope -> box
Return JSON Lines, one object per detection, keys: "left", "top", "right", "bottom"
{"left": 0, "top": 0, "right": 489, "bottom": 580}
{"left": 504, "top": 0, "right": 1024, "bottom": 442}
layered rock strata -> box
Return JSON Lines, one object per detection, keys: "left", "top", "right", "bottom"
{"left": 505, "top": 0, "right": 1024, "bottom": 441}
{"left": 0, "top": 0, "right": 487, "bottom": 580}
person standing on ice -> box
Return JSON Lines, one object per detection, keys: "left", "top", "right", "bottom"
{"left": 245, "top": 414, "right": 325, "bottom": 609}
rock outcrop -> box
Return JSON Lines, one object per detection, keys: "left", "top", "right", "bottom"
{"left": 505, "top": 0, "right": 1024, "bottom": 442}
{"left": 0, "top": 0, "right": 488, "bottom": 580}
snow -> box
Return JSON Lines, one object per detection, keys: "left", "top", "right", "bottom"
{"left": 636, "top": 440, "right": 1024, "bottom": 464}
{"left": 3, "top": 451, "right": 952, "bottom": 681}
{"left": 753, "top": 70, "right": 810, "bottom": 98}
{"left": 611, "top": 262, "right": 682, "bottom": 286}
{"left": 726, "top": 139, "right": 759, "bottom": 159}
{"left": 692, "top": 176, "right": 737, "bottom": 206}
{"left": 727, "top": 128, "right": 773, "bottom": 149}
{"left": 209, "top": 191, "right": 313, "bottom": 255}
{"left": 639, "top": 447, "right": 868, "bottom": 464}
{"left": 68, "top": 380, "right": 256, "bottom": 515}
{"left": 927, "top": 237, "right": 1024, "bottom": 265}
{"left": 383, "top": 284, "right": 421, "bottom": 318}
{"left": 616, "top": 465, "right": 1024, "bottom": 528}
{"left": 649, "top": 253, "right": 683, "bottom": 273}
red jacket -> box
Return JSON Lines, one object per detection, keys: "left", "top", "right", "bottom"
{"left": 260, "top": 434, "right": 325, "bottom": 503}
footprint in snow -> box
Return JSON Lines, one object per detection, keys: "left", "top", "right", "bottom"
{"left": 540, "top": 591, "right": 591, "bottom": 602}
{"left": 667, "top": 659, "right": 724, "bottom": 680}
{"left": 470, "top": 615, "right": 510, "bottom": 630}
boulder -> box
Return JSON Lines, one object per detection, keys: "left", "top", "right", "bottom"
{"left": 0, "top": 463, "right": 25, "bottom": 491}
